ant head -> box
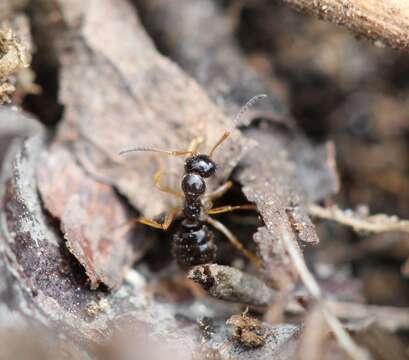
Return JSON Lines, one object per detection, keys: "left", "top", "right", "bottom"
{"left": 185, "top": 154, "right": 216, "bottom": 178}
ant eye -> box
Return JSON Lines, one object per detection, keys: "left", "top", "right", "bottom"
{"left": 185, "top": 154, "right": 216, "bottom": 178}
{"left": 182, "top": 174, "right": 206, "bottom": 197}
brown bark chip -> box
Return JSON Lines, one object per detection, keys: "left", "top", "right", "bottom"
{"left": 135, "top": 0, "right": 288, "bottom": 120}
{"left": 37, "top": 145, "right": 150, "bottom": 290}
{"left": 134, "top": 0, "right": 339, "bottom": 290}
{"left": 235, "top": 122, "right": 338, "bottom": 288}
{"left": 52, "top": 0, "right": 251, "bottom": 218}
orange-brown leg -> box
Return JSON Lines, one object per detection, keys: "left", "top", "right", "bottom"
{"left": 205, "top": 181, "right": 233, "bottom": 201}
{"left": 153, "top": 170, "right": 183, "bottom": 198}
{"left": 206, "top": 216, "right": 261, "bottom": 266}
{"left": 138, "top": 209, "right": 178, "bottom": 230}
{"left": 113, "top": 208, "right": 179, "bottom": 238}
{"left": 207, "top": 203, "right": 257, "bottom": 215}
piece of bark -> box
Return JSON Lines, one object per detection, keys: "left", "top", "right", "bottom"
{"left": 133, "top": 0, "right": 339, "bottom": 202}
{"left": 33, "top": 0, "right": 252, "bottom": 219}
{"left": 0, "top": 4, "right": 303, "bottom": 357}
{"left": 2, "top": 131, "right": 292, "bottom": 358}
{"left": 134, "top": 0, "right": 339, "bottom": 289}
{"left": 188, "top": 264, "right": 276, "bottom": 306}
{"left": 0, "top": 133, "right": 107, "bottom": 345}
{"left": 37, "top": 144, "right": 152, "bottom": 289}
{"left": 281, "top": 0, "right": 409, "bottom": 52}
{"left": 134, "top": 0, "right": 288, "bottom": 120}
{"left": 236, "top": 122, "right": 338, "bottom": 288}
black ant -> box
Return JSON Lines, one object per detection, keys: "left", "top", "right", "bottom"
{"left": 119, "top": 95, "right": 267, "bottom": 269}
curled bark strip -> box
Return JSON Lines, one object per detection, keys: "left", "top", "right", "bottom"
{"left": 188, "top": 264, "right": 276, "bottom": 306}
{"left": 281, "top": 0, "right": 409, "bottom": 52}
{"left": 37, "top": 144, "right": 152, "bottom": 290}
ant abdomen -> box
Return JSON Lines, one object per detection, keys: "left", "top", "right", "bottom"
{"left": 172, "top": 219, "right": 217, "bottom": 268}
{"left": 119, "top": 95, "right": 267, "bottom": 269}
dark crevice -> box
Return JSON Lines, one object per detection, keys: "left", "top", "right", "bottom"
{"left": 22, "top": 3, "right": 64, "bottom": 126}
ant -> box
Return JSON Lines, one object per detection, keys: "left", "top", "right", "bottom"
{"left": 119, "top": 95, "right": 267, "bottom": 269}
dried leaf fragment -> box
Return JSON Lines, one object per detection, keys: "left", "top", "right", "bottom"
{"left": 54, "top": 0, "right": 251, "bottom": 218}
{"left": 37, "top": 144, "right": 151, "bottom": 289}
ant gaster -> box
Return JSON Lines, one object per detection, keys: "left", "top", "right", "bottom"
{"left": 119, "top": 95, "right": 267, "bottom": 268}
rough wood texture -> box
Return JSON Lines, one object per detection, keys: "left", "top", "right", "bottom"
{"left": 0, "top": 132, "right": 299, "bottom": 359}
{"left": 188, "top": 264, "right": 276, "bottom": 306}
{"left": 235, "top": 121, "right": 337, "bottom": 288}
{"left": 50, "top": 0, "right": 251, "bottom": 218}
{"left": 37, "top": 144, "right": 152, "bottom": 290}
{"left": 281, "top": 0, "right": 409, "bottom": 51}
{"left": 134, "top": 0, "right": 289, "bottom": 120}
{"left": 135, "top": 0, "right": 339, "bottom": 290}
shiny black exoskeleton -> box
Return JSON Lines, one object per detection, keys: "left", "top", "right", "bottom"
{"left": 172, "top": 154, "right": 217, "bottom": 268}
{"left": 119, "top": 94, "right": 267, "bottom": 269}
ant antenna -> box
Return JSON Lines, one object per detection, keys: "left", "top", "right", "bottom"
{"left": 208, "top": 94, "right": 268, "bottom": 158}
{"left": 119, "top": 147, "right": 192, "bottom": 157}
{"left": 233, "top": 94, "right": 268, "bottom": 125}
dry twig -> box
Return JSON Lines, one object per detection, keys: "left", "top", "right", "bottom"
{"left": 281, "top": 0, "right": 409, "bottom": 52}
{"left": 188, "top": 264, "right": 276, "bottom": 306}
{"left": 309, "top": 204, "right": 409, "bottom": 234}
{"left": 280, "top": 226, "right": 371, "bottom": 360}
{"left": 327, "top": 301, "right": 409, "bottom": 333}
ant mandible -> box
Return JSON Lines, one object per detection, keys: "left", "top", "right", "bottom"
{"left": 119, "top": 95, "right": 267, "bottom": 269}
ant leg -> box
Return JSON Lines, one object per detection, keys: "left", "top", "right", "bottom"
{"left": 205, "top": 181, "right": 233, "bottom": 201}
{"left": 154, "top": 170, "right": 184, "bottom": 198}
{"left": 206, "top": 216, "right": 261, "bottom": 266}
{"left": 188, "top": 135, "right": 205, "bottom": 154}
{"left": 113, "top": 208, "right": 180, "bottom": 238}
{"left": 138, "top": 210, "right": 177, "bottom": 230}
{"left": 209, "top": 131, "right": 230, "bottom": 158}
{"left": 207, "top": 204, "right": 257, "bottom": 215}
{"left": 139, "top": 207, "right": 180, "bottom": 230}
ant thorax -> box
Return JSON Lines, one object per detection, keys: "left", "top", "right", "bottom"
{"left": 119, "top": 94, "right": 267, "bottom": 268}
{"left": 181, "top": 153, "right": 217, "bottom": 222}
